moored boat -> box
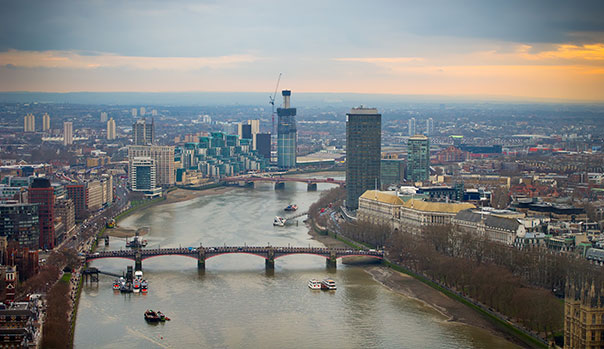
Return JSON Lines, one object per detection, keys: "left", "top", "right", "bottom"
{"left": 273, "top": 216, "right": 286, "bottom": 227}
{"left": 308, "top": 279, "right": 321, "bottom": 290}
{"left": 141, "top": 280, "right": 148, "bottom": 293}
{"left": 133, "top": 279, "right": 141, "bottom": 293}
{"left": 321, "top": 279, "right": 336, "bottom": 290}
{"left": 112, "top": 279, "right": 121, "bottom": 290}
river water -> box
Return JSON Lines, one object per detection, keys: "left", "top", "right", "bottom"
{"left": 74, "top": 178, "right": 514, "bottom": 348}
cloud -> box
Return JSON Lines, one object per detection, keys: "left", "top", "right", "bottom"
{"left": 521, "top": 44, "right": 604, "bottom": 61}
{"left": 0, "top": 50, "right": 258, "bottom": 70}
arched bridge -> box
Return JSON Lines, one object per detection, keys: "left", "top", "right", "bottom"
{"left": 85, "top": 246, "right": 383, "bottom": 271}
{"left": 221, "top": 176, "right": 345, "bottom": 191}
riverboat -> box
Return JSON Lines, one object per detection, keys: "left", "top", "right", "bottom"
{"left": 284, "top": 204, "right": 298, "bottom": 212}
{"left": 112, "top": 279, "right": 121, "bottom": 290}
{"left": 133, "top": 279, "right": 140, "bottom": 293}
{"left": 141, "top": 280, "right": 148, "bottom": 293}
{"left": 308, "top": 279, "right": 321, "bottom": 290}
{"left": 273, "top": 216, "right": 286, "bottom": 227}
{"left": 144, "top": 310, "right": 160, "bottom": 322}
{"left": 120, "top": 281, "right": 133, "bottom": 293}
{"left": 321, "top": 279, "right": 337, "bottom": 290}
{"left": 157, "top": 311, "right": 171, "bottom": 321}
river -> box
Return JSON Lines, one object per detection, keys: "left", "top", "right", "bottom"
{"left": 74, "top": 178, "right": 515, "bottom": 348}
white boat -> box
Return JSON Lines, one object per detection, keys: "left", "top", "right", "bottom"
{"left": 273, "top": 216, "right": 286, "bottom": 227}
{"left": 308, "top": 279, "right": 321, "bottom": 290}
{"left": 133, "top": 279, "right": 141, "bottom": 293}
{"left": 134, "top": 271, "right": 143, "bottom": 279}
{"left": 321, "top": 279, "right": 337, "bottom": 290}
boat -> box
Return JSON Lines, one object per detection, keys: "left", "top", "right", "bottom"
{"left": 308, "top": 279, "right": 321, "bottom": 290}
{"left": 126, "top": 231, "right": 148, "bottom": 248}
{"left": 321, "top": 279, "right": 337, "bottom": 290}
{"left": 112, "top": 279, "right": 121, "bottom": 290}
{"left": 284, "top": 204, "right": 298, "bottom": 212}
{"left": 133, "top": 279, "right": 141, "bottom": 293}
{"left": 120, "top": 281, "right": 133, "bottom": 293}
{"left": 273, "top": 216, "right": 286, "bottom": 227}
{"left": 144, "top": 310, "right": 160, "bottom": 322}
{"left": 141, "top": 280, "right": 148, "bottom": 293}
{"left": 157, "top": 311, "right": 171, "bottom": 321}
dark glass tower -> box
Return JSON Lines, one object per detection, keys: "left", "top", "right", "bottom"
{"left": 346, "top": 107, "right": 381, "bottom": 211}
{"left": 406, "top": 135, "right": 430, "bottom": 182}
{"left": 277, "top": 90, "right": 297, "bottom": 168}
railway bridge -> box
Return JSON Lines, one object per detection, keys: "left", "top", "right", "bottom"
{"left": 85, "top": 246, "right": 383, "bottom": 271}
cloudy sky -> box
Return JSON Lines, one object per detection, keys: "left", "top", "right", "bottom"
{"left": 1, "top": 0, "right": 603, "bottom": 101}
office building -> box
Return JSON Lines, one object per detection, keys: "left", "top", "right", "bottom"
{"left": 63, "top": 121, "right": 73, "bottom": 146}
{"left": 131, "top": 108, "right": 138, "bottom": 117}
{"left": 151, "top": 109, "right": 158, "bottom": 116}
{"left": 100, "top": 111, "right": 108, "bottom": 123}
{"left": 131, "top": 157, "right": 157, "bottom": 193}
{"left": 86, "top": 180, "right": 103, "bottom": 211}
{"left": 132, "top": 118, "right": 155, "bottom": 145}
{"left": 277, "top": 90, "right": 297, "bottom": 168}
{"left": 54, "top": 198, "right": 75, "bottom": 239}
{"left": 381, "top": 159, "right": 406, "bottom": 188}
{"left": 408, "top": 117, "right": 416, "bottom": 137}
{"left": 23, "top": 113, "right": 35, "bottom": 132}
{"left": 42, "top": 113, "right": 50, "bottom": 132}
{"left": 128, "top": 145, "right": 175, "bottom": 186}
{"left": 256, "top": 133, "right": 271, "bottom": 159}
{"left": 140, "top": 107, "right": 146, "bottom": 116}
{"left": 66, "top": 184, "right": 87, "bottom": 221}
{"left": 407, "top": 135, "right": 430, "bottom": 182}
{"left": 426, "top": 118, "right": 434, "bottom": 136}
{"left": 240, "top": 124, "right": 252, "bottom": 140}
{"left": 0, "top": 203, "right": 39, "bottom": 249}
{"left": 346, "top": 107, "right": 381, "bottom": 210}
{"left": 28, "top": 178, "right": 55, "bottom": 249}
{"left": 107, "top": 118, "right": 116, "bottom": 140}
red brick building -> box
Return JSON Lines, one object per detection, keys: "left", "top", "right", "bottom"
{"left": 27, "top": 178, "right": 55, "bottom": 249}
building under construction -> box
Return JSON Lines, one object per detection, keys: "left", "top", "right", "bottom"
{"left": 277, "top": 90, "right": 297, "bottom": 168}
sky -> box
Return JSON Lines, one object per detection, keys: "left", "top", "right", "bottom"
{"left": 1, "top": 0, "right": 603, "bottom": 102}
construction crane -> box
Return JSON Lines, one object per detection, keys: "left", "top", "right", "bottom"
{"left": 269, "top": 73, "right": 282, "bottom": 136}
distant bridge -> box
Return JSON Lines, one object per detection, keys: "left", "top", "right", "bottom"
{"left": 221, "top": 176, "right": 345, "bottom": 191}
{"left": 85, "top": 246, "right": 383, "bottom": 271}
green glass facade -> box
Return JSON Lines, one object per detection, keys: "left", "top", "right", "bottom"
{"left": 406, "top": 135, "right": 430, "bottom": 182}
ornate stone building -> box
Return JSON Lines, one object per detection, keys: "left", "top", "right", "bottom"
{"left": 565, "top": 280, "right": 604, "bottom": 348}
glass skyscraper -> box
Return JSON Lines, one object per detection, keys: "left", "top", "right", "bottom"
{"left": 406, "top": 135, "right": 430, "bottom": 182}
{"left": 346, "top": 107, "right": 381, "bottom": 211}
{"left": 277, "top": 90, "right": 297, "bottom": 168}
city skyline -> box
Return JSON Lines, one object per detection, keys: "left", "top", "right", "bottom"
{"left": 0, "top": 1, "right": 603, "bottom": 101}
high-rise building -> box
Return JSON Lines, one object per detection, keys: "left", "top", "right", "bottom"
{"left": 408, "top": 117, "right": 416, "bottom": 137}
{"left": 128, "top": 145, "right": 175, "bottom": 186}
{"left": 0, "top": 203, "right": 39, "bottom": 249}
{"left": 86, "top": 180, "right": 103, "bottom": 211}
{"left": 151, "top": 109, "right": 158, "bottom": 116}
{"left": 240, "top": 124, "right": 252, "bottom": 140}
{"left": 131, "top": 157, "right": 157, "bottom": 193}
{"left": 407, "top": 135, "right": 430, "bottom": 182}
{"left": 381, "top": 159, "right": 406, "bottom": 188}
{"left": 131, "top": 108, "right": 138, "bottom": 117}
{"left": 100, "top": 111, "right": 108, "bottom": 123}
{"left": 23, "top": 113, "right": 35, "bottom": 132}
{"left": 426, "top": 118, "right": 434, "bottom": 136}
{"left": 42, "top": 113, "right": 50, "bottom": 132}
{"left": 346, "top": 107, "right": 381, "bottom": 211}
{"left": 63, "top": 121, "right": 73, "bottom": 146}
{"left": 277, "top": 90, "right": 297, "bottom": 168}
{"left": 140, "top": 107, "right": 146, "bottom": 117}
{"left": 132, "top": 118, "right": 155, "bottom": 145}
{"left": 28, "top": 178, "right": 55, "bottom": 249}
{"left": 66, "top": 184, "right": 87, "bottom": 221}
{"left": 256, "top": 133, "right": 271, "bottom": 159}
{"left": 107, "top": 118, "right": 116, "bottom": 140}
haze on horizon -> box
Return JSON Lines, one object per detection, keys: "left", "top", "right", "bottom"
{"left": 1, "top": 0, "right": 603, "bottom": 102}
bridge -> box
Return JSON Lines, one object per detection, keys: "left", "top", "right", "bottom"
{"left": 222, "top": 176, "right": 345, "bottom": 191}
{"left": 85, "top": 246, "right": 383, "bottom": 271}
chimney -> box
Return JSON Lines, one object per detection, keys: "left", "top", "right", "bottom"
{"left": 282, "top": 90, "right": 291, "bottom": 108}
